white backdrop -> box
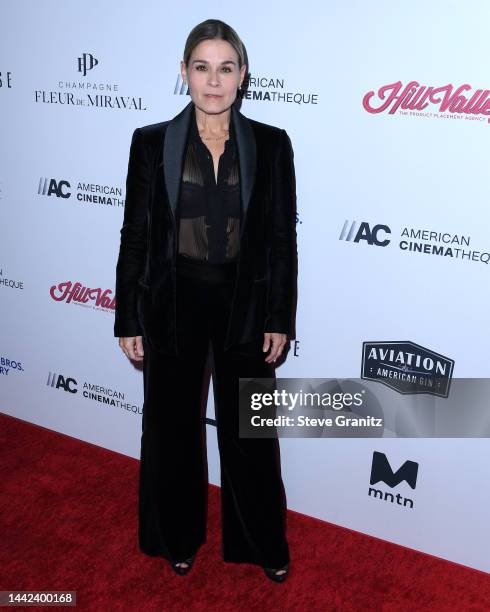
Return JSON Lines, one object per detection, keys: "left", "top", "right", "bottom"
{"left": 1, "top": 0, "right": 489, "bottom": 573}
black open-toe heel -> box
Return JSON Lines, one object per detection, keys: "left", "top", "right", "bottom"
{"left": 170, "top": 554, "right": 196, "bottom": 576}
{"left": 263, "top": 562, "right": 289, "bottom": 583}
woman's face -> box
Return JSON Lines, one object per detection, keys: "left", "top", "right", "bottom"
{"left": 181, "top": 38, "right": 246, "bottom": 115}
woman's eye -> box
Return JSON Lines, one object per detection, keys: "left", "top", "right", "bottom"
{"left": 194, "top": 65, "right": 232, "bottom": 73}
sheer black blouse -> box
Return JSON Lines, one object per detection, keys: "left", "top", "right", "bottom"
{"left": 176, "top": 106, "right": 241, "bottom": 263}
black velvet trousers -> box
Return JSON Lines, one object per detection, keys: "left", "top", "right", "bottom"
{"left": 138, "top": 256, "right": 290, "bottom": 568}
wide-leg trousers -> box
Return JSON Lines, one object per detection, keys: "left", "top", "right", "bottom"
{"left": 138, "top": 255, "right": 290, "bottom": 568}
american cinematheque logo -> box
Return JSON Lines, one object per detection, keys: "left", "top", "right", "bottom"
{"left": 46, "top": 370, "right": 141, "bottom": 416}
{"left": 37, "top": 176, "right": 124, "bottom": 208}
{"left": 361, "top": 341, "right": 454, "bottom": 398}
{"left": 0, "top": 267, "right": 24, "bottom": 290}
{"left": 363, "top": 80, "right": 490, "bottom": 124}
{"left": 339, "top": 220, "right": 490, "bottom": 266}
{"left": 174, "top": 73, "right": 319, "bottom": 105}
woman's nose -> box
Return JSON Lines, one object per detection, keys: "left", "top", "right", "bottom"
{"left": 207, "top": 70, "right": 220, "bottom": 86}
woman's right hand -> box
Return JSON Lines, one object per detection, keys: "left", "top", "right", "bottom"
{"left": 119, "top": 336, "right": 144, "bottom": 362}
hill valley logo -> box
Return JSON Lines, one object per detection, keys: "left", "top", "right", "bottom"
{"left": 363, "top": 80, "right": 490, "bottom": 124}
{"left": 361, "top": 341, "right": 454, "bottom": 397}
{"left": 50, "top": 280, "right": 115, "bottom": 313}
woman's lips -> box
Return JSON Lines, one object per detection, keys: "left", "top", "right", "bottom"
{"left": 205, "top": 94, "right": 222, "bottom": 99}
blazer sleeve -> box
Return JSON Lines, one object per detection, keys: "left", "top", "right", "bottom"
{"left": 264, "top": 128, "right": 298, "bottom": 339}
{"left": 113, "top": 127, "right": 150, "bottom": 338}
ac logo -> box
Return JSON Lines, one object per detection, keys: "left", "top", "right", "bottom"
{"left": 47, "top": 371, "right": 77, "bottom": 394}
{"left": 339, "top": 220, "right": 391, "bottom": 246}
{"left": 38, "top": 178, "right": 71, "bottom": 198}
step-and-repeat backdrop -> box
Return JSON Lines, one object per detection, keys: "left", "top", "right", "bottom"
{"left": 1, "top": 0, "right": 489, "bottom": 573}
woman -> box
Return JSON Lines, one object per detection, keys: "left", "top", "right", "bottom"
{"left": 114, "top": 19, "right": 298, "bottom": 583}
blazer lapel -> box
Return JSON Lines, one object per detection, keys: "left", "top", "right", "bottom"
{"left": 232, "top": 103, "right": 257, "bottom": 241}
{"left": 162, "top": 100, "right": 193, "bottom": 223}
{"left": 162, "top": 99, "right": 257, "bottom": 241}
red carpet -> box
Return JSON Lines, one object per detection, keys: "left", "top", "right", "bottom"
{"left": 0, "top": 412, "right": 488, "bottom": 611}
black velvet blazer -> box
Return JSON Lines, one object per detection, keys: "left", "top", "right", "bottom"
{"left": 114, "top": 99, "right": 298, "bottom": 356}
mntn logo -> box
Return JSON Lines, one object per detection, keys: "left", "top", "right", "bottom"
{"left": 368, "top": 451, "right": 419, "bottom": 509}
{"left": 340, "top": 220, "right": 391, "bottom": 246}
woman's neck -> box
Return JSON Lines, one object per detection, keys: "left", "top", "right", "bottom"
{"left": 194, "top": 105, "right": 231, "bottom": 137}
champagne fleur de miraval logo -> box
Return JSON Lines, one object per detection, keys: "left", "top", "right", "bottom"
{"left": 363, "top": 80, "right": 490, "bottom": 124}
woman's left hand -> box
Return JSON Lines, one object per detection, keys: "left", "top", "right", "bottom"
{"left": 263, "top": 332, "right": 288, "bottom": 363}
